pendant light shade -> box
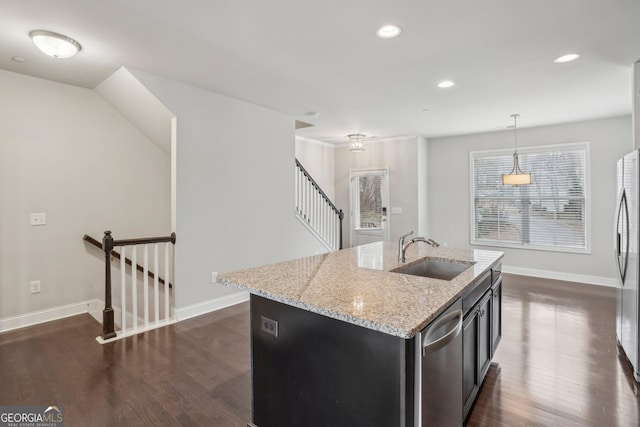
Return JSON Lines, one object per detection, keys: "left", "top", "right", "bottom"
{"left": 502, "top": 114, "right": 531, "bottom": 186}
{"left": 348, "top": 134, "right": 366, "bottom": 152}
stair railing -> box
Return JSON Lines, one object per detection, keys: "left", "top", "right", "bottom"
{"left": 295, "top": 159, "right": 343, "bottom": 251}
{"left": 90, "top": 230, "right": 176, "bottom": 341}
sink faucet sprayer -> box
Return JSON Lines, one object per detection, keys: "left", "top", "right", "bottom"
{"left": 398, "top": 230, "right": 440, "bottom": 263}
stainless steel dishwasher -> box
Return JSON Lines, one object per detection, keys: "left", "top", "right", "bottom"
{"left": 414, "top": 298, "right": 463, "bottom": 427}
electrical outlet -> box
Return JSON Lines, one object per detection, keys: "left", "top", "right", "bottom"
{"left": 30, "top": 280, "right": 41, "bottom": 294}
{"left": 30, "top": 212, "right": 47, "bottom": 226}
{"left": 211, "top": 272, "right": 218, "bottom": 283}
{"left": 261, "top": 316, "right": 279, "bottom": 337}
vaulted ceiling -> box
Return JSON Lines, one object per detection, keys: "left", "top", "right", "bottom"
{"left": 1, "top": 0, "right": 639, "bottom": 143}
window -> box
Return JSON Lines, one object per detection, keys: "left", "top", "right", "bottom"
{"left": 470, "top": 142, "right": 590, "bottom": 253}
{"left": 353, "top": 174, "right": 384, "bottom": 229}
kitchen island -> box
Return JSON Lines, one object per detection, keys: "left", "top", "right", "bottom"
{"left": 219, "top": 242, "right": 503, "bottom": 427}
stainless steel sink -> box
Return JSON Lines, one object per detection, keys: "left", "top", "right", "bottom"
{"left": 391, "top": 258, "right": 473, "bottom": 281}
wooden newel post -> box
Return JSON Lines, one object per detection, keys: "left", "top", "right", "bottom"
{"left": 102, "top": 230, "right": 117, "bottom": 340}
{"left": 338, "top": 209, "right": 344, "bottom": 250}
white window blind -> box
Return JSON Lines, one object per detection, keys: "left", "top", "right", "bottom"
{"left": 353, "top": 175, "right": 383, "bottom": 229}
{"left": 470, "top": 142, "right": 590, "bottom": 253}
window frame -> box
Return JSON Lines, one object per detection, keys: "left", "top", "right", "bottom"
{"left": 469, "top": 141, "right": 591, "bottom": 254}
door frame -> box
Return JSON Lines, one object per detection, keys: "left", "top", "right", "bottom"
{"left": 349, "top": 167, "right": 390, "bottom": 247}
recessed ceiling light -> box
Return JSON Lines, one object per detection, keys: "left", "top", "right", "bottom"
{"left": 421, "top": 108, "right": 430, "bottom": 112}
{"left": 29, "top": 30, "right": 82, "bottom": 58}
{"left": 12, "top": 56, "right": 27, "bottom": 63}
{"left": 304, "top": 112, "right": 320, "bottom": 118}
{"left": 437, "top": 80, "right": 455, "bottom": 88}
{"left": 376, "top": 25, "right": 402, "bottom": 39}
{"left": 554, "top": 53, "right": 580, "bottom": 64}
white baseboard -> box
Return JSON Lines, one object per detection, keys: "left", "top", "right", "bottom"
{"left": 2, "top": 292, "right": 249, "bottom": 334}
{"left": 0, "top": 299, "right": 102, "bottom": 334}
{"left": 175, "top": 291, "right": 249, "bottom": 321}
{"left": 503, "top": 265, "right": 618, "bottom": 288}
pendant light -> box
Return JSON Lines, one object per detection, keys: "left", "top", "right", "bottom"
{"left": 502, "top": 114, "right": 531, "bottom": 185}
{"left": 348, "top": 134, "right": 366, "bottom": 152}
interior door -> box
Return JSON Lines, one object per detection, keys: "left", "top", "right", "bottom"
{"left": 350, "top": 169, "right": 390, "bottom": 247}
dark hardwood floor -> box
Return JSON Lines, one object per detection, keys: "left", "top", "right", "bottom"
{"left": 1, "top": 274, "right": 639, "bottom": 426}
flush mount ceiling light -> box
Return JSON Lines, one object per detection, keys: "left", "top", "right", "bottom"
{"left": 376, "top": 25, "right": 402, "bottom": 39}
{"left": 502, "top": 114, "right": 531, "bottom": 186}
{"left": 437, "top": 80, "right": 455, "bottom": 88}
{"left": 348, "top": 134, "right": 366, "bottom": 152}
{"left": 29, "top": 30, "right": 82, "bottom": 58}
{"left": 554, "top": 53, "right": 580, "bottom": 63}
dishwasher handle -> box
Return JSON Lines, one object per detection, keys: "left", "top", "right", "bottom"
{"left": 422, "top": 310, "right": 463, "bottom": 356}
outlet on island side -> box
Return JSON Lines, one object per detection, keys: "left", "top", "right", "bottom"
{"left": 30, "top": 280, "right": 41, "bottom": 294}
{"left": 211, "top": 272, "right": 218, "bottom": 283}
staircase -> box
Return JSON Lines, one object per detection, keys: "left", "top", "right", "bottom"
{"left": 84, "top": 231, "right": 176, "bottom": 343}
{"left": 295, "top": 159, "right": 343, "bottom": 251}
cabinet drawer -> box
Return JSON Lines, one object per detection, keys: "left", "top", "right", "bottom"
{"left": 462, "top": 271, "right": 491, "bottom": 314}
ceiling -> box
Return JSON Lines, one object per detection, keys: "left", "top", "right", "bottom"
{"left": 1, "top": 0, "right": 639, "bottom": 143}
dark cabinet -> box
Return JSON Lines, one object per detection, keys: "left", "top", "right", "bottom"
{"left": 478, "top": 292, "right": 492, "bottom": 381}
{"left": 462, "top": 306, "right": 479, "bottom": 417}
{"left": 462, "top": 266, "right": 502, "bottom": 420}
{"left": 491, "top": 277, "right": 502, "bottom": 355}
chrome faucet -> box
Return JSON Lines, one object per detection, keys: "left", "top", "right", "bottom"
{"left": 398, "top": 231, "right": 440, "bottom": 263}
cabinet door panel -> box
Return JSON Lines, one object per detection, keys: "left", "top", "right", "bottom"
{"left": 462, "top": 310, "right": 479, "bottom": 418}
{"left": 478, "top": 294, "right": 492, "bottom": 382}
{"left": 491, "top": 279, "right": 502, "bottom": 355}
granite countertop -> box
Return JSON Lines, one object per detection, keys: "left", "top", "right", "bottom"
{"left": 218, "top": 242, "right": 503, "bottom": 339}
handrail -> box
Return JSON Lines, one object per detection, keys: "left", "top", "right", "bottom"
{"left": 295, "top": 158, "right": 343, "bottom": 219}
{"left": 114, "top": 233, "right": 176, "bottom": 247}
{"left": 83, "top": 234, "right": 173, "bottom": 288}
{"left": 295, "top": 158, "right": 344, "bottom": 250}
{"left": 86, "top": 230, "right": 176, "bottom": 340}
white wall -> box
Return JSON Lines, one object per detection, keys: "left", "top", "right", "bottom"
{"left": 335, "top": 137, "right": 421, "bottom": 248}
{"left": 417, "top": 135, "right": 429, "bottom": 236}
{"left": 0, "top": 69, "right": 170, "bottom": 319}
{"left": 129, "top": 69, "right": 326, "bottom": 311}
{"left": 95, "top": 67, "right": 174, "bottom": 155}
{"left": 634, "top": 62, "right": 639, "bottom": 150}
{"left": 428, "top": 116, "right": 632, "bottom": 282}
{"left": 295, "top": 136, "right": 336, "bottom": 202}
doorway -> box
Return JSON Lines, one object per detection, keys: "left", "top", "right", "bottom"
{"left": 350, "top": 168, "right": 390, "bottom": 247}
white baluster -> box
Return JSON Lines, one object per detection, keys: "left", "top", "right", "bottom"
{"left": 297, "top": 169, "right": 301, "bottom": 214}
{"left": 320, "top": 199, "right": 327, "bottom": 240}
{"left": 120, "top": 246, "right": 126, "bottom": 332}
{"left": 143, "top": 244, "right": 149, "bottom": 327}
{"left": 307, "top": 179, "right": 311, "bottom": 222}
{"left": 154, "top": 243, "right": 159, "bottom": 323}
{"left": 297, "top": 167, "right": 301, "bottom": 214}
{"left": 304, "top": 177, "right": 308, "bottom": 221}
{"left": 333, "top": 211, "right": 337, "bottom": 250}
{"left": 164, "top": 242, "right": 170, "bottom": 321}
{"left": 132, "top": 246, "right": 138, "bottom": 331}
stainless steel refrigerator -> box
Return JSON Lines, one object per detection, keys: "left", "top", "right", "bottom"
{"left": 615, "top": 150, "right": 640, "bottom": 382}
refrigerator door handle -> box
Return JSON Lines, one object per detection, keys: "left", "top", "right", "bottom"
{"left": 618, "top": 190, "right": 629, "bottom": 284}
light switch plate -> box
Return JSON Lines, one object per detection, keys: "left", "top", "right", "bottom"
{"left": 30, "top": 212, "right": 46, "bottom": 226}
{"left": 30, "top": 280, "right": 41, "bottom": 294}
